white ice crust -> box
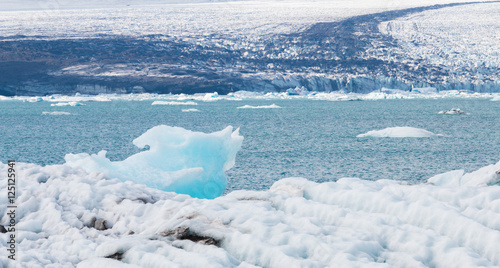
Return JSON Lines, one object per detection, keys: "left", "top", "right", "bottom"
{"left": 357, "top": 126, "right": 442, "bottom": 138}
{"left": 65, "top": 125, "right": 243, "bottom": 199}
{"left": 1, "top": 159, "right": 499, "bottom": 267}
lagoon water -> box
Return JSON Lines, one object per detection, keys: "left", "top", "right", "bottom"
{"left": 1, "top": 98, "right": 499, "bottom": 192}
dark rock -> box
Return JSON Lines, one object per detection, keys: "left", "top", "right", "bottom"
{"left": 105, "top": 252, "right": 124, "bottom": 261}
{"left": 0, "top": 225, "right": 7, "bottom": 233}
{"left": 94, "top": 218, "right": 108, "bottom": 231}
{"left": 160, "top": 226, "right": 220, "bottom": 247}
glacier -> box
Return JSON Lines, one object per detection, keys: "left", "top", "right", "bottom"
{"left": 1, "top": 159, "right": 499, "bottom": 267}
{"left": 65, "top": 125, "right": 244, "bottom": 199}
{"left": 0, "top": 0, "right": 499, "bottom": 96}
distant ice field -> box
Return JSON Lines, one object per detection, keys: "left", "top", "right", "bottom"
{"left": 0, "top": 0, "right": 492, "bottom": 40}
{"left": 1, "top": 98, "right": 499, "bottom": 192}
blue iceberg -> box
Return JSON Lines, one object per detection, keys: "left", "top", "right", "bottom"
{"left": 65, "top": 125, "right": 243, "bottom": 199}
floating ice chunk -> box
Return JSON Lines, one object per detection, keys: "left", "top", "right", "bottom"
{"left": 65, "top": 125, "right": 243, "bottom": 199}
{"left": 50, "top": 102, "right": 84, "bottom": 107}
{"left": 201, "top": 92, "right": 220, "bottom": 102}
{"left": 237, "top": 104, "right": 282, "bottom": 109}
{"left": 25, "top": 97, "right": 43, "bottom": 102}
{"left": 182, "top": 108, "right": 199, "bottom": 112}
{"left": 491, "top": 95, "right": 500, "bottom": 101}
{"left": 286, "top": 86, "right": 309, "bottom": 96}
{"left": 152, "top": 101, "right": 198, "bottom": 106}
{"left": 357, "top": 126, "right": 442, "bottom": 138}
{"left": 438, "top": 108, "right": 467, "bottom": 115}
{"left": 42, "top": 111, "right": 72, "bottom": 115}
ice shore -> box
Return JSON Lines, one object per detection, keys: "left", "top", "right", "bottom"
{"left": 1, "top": 158, "right": 499, "bottom": 267}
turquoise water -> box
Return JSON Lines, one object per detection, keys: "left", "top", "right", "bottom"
{"left": 1, "top": 99, "right": 499, "bottom": 192}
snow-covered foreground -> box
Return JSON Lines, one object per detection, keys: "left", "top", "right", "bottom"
{"left": 1, "top": 159, "right": 500, "bottom": 267}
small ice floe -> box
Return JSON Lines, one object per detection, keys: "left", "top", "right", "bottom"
{"left": 42, "top": 111, "right": 72, "bottom": 115}
{"left": 152, "top": 101, "right": 198, "bottom": 106}
{"left": 25, "top": 97, "right": 43, "bottom": 102}
{"left": 50, "top": 102, "right": 84, "bottom": 107}
{"left": 438, "top": 108, "right": 467, "bottom": 115}
{"left": 357, "top": 126, "right": 443, "bottom": 138}
{"left": 182, "top": 108, "right": 199, "bottom": 112}
{"left": 237, "top": 104, "right": 282, "bottom": 109}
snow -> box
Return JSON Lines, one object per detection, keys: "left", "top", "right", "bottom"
{"left": 151, "top": 101, "right": 198, "bottom": 106}
{"left": 1, "top": 159, "right": 499, "bottom": 267}
{"left": 357, "top": 127, "right": 442, "bottom": 138}
{"left": 42, "top": 111, "right": 72, "bottom": 115}
{"left": 237, "top": 104, "right": 282, "bottom": 109}
{"left": 65, "top": 125, "right": 243, "bottom": 199}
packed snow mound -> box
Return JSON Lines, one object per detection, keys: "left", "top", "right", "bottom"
{"left": 237, "top": 104, "right": 282, "bottom": 109}
{"left": 357, "top": 126, "right": 442, "bottom": 138}
{"left": 65, "top": 125, "right": 243, "bottom": 199}
{"left": 438, "top": 108, "right": 467, "bottom": 115}
{"left": 1, "top": 160, "right": 500, "bottom": 267}
{"left": 152, "top": 101, "right": 198, "bottom": 106}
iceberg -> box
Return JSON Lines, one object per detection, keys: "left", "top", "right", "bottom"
{"left": 65, "top": 125, "right": 243, "bottom": 199}
{"left": 357, "top": 126, "right": 442, "bottom": 138}
{"left": 1, "top": 159, "right": 500, "bottom": 267}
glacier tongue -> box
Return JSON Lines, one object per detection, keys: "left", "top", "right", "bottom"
{"left": 65, "top": 125, "right": 243, "bottom": 199}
